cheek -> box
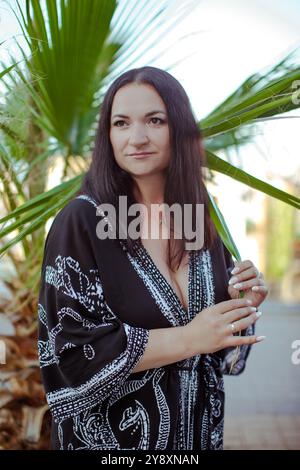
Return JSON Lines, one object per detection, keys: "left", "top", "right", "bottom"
{"left": 155, "top": 128, "right": 170, "bottom": 151}
{"left": 110, "top": 131, "right": 126, "bottom": 157}
{"left": 109, "top": 133, "right": 123, "bottom": 167}
{"left": 110, "top": 129, "right": 119, "bottom": 148}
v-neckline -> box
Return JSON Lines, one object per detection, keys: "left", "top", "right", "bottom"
{"left": 75, "top": 194, "right": 193, "bottom": 318}
{"left": 138, "top": 241, "right": 192, "bottom": 317}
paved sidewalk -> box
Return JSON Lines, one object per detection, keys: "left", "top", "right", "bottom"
{"left": 224, "top": 415, "right": 300, "bottom": 450}
{"left": 223, "top": 300, "right": 300, "bottom": 450}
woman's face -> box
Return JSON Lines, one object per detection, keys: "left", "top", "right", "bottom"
{"left": 109, "top": 83, "right": 171, "bottom": 178}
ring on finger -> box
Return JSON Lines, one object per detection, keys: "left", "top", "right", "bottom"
{"left": 230, "top": 322, "right": 236, "bottom": 334}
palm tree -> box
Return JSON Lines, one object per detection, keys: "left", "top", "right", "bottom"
{"left": 0, "top": 0, "right": 208, "bottom": 449}
{"left": 0, "top": 0, "right": 299, "bottom": 449}
{"left": 1, "top": 1, "right": 299, "bottom": 264}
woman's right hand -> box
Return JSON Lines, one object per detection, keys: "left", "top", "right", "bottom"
{"left": 182, "top": 298, "right": 263, "bottom": 356}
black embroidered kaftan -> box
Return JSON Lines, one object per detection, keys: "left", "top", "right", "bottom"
{"left": 37, "top": 194, "right": 254, "bottom": 450}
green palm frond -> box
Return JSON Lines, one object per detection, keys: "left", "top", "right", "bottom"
{"left": 0, "top": 174, "right": 81, "bottom": 225}
{"left": 208, "top": 193, "right": 241, "bottom": 262}
{"left": 206, "top": 150, "right": 300, "bottom": 210}
{"left": 12, "top": 0, "right": 119, "bottom": 152}
{"left": 10, "top": 0, "right": 198, "bottom": 154}
{"left": 202, "top": 48, "right": 300, "bottom": 132}
{"left": 201, "top": 49, "right": 300, "bottom": 254}
{"left": 0, "top": 62, "right": 18, "bottom": 80}
{"left": 0, "top": 175, "right": 82, "bottom": 256}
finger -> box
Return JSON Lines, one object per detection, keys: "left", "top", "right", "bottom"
{"left": 251, "top": 285, "right": 268, "bottom": 293}
{"left": 226, "top": 334, "right": 266, "bottom": 347}
{"left": 224, "top": 306, "right": 258, "bottom": 323}
{"left": 229, "top": 277, "right": 265, "bottom": 291}
{"left": 215, "top": 297, "right": 254, "bottom": 314}
{"left": 224, "top": 311, "right": 261, "bottom": 335}
{"left": 230, "top": 259, "right": 254, "bottom": 275}
{"left": 229, "top": 266, "right": 259, "bottom": 285}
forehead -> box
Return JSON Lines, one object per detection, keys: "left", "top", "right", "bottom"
{"left": 111, "top": 83, "right": 166, "bottom": 115}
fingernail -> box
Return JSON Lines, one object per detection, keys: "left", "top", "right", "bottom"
{"left": 256, "top": 335, "right": 266, "bottom": 342}
{"left": 256, "top": 311, "right": 262, "bottom": 318}
{"left": 233, "top": 283, "right": 243, "bottom": 289}
{"left": 231, "top": 267, "right": 239, "bottom": 275}
{"left": 250, "top": 307, "right": 257, "bottom": 312}
{"left": 252, "top": 286, "right": 260, "bottom": 291}
{"left": 229, "top": 277, "right": 238, "bottom": 285}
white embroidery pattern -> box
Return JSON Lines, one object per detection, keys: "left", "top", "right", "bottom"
{"left": 57, "top": 369, "right": 170, "bottom": 450}
{"left": 45, "top": 256, "right": 103, "bottom": 314}
{"left": 38, "top": 303, "right": 56, "bottom": 368}
{"left": 38, "top": 194, "right": 253, "bottom": 450}
{"left": 83, "top": 344, "right": 95, "bottom": 360}
{"left": 46, "top": 324, "right": 149, "bottom": 422}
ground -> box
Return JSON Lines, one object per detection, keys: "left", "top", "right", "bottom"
{"left": 224, "top": 299, "right": 300, "bottom": 450}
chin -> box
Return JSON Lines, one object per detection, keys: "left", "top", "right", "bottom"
{"left": 127, "top": 164, "right": 159, "bottom": 175}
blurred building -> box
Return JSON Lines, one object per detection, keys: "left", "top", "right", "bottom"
{"left": 210, "top": 169, "right": 300, "bottom": 303}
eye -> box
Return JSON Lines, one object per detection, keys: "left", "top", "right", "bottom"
{"left": 113, "top": 120, "right": 126, "bottom": 127}
{"left": 150, "top": 117, "right": 165, "bottom": 125}
{"left": 112, "top": 117, "right": 165, "bottom": 127}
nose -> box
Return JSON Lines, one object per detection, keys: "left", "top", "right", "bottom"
{"left": 128, "top": 123, "right": 149, "bottom": 146}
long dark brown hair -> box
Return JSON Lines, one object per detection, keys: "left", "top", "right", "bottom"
{"left": 79, "top": 66, "right": 216, "bottom": 271}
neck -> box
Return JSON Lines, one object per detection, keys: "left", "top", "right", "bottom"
{"left": 132, "top": 173, "right": 166, "bottom": 206}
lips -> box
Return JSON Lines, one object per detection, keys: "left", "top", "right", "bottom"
{"left": 130, "top": 152, "right": 155, "bottom": 159}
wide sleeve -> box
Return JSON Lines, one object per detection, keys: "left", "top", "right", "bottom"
{"left": 217, "top": 241, "right": 255, "bottom": 376}
{"left": 37, "top": 199, "right": 149, "bottom": 423}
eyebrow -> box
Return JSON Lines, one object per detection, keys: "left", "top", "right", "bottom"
{"left": 112, "top": 110, "right": 166, "bottom": 119}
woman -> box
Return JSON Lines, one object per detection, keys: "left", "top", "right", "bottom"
{"left": 38, "top": 66, "right": 268, "bottom": 450}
